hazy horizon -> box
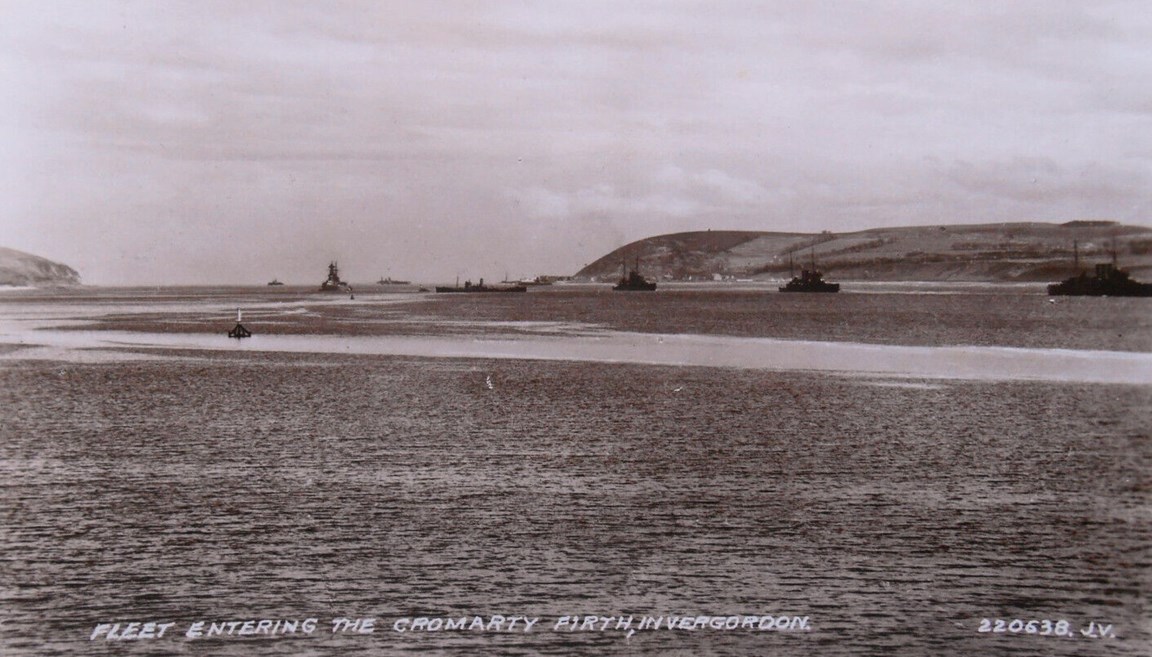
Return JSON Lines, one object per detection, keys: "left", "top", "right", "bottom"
{"left": 3, "top": 2, "right": 1151, "bottom": 285}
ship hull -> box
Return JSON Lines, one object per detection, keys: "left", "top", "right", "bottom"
{"left": 1047, "top": 264, "right": 1152, "bottom": 297}
{"left": 434, "top": 286, "right": 527, "bottom": 293}
{"left": 1047, "top": 281, "right": 1152, "bottom": 297}
{"left": 779, "top": 283, "right": 840, "bottom": 293}
{"left": 779, "top": 268, "right": 839, "bottom": 293}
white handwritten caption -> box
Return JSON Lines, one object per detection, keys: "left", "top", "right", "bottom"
{"left": 977, "top": 618, "right": 1117, "bottom": 640}
{"left": 90, "top": 614, "right": 811, "bottom": 641}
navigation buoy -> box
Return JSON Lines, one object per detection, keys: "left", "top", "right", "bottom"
{"left": 228, "top": 308, "right": 251, "bottom": 339}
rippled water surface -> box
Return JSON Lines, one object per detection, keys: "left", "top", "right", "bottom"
{"left": 0, "top": 287, "right": 1149, "bottom": 656}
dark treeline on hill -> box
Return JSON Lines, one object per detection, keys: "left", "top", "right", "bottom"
{"left": 577, "top": 221, "right": 1152, "bottom": 283}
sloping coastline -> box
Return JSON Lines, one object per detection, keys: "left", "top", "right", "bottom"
{"left": 578, "top": 221, "right": 1152, "bottom": 282}
{"left": 0, "top": 247, "right": 81, "bottom": 287}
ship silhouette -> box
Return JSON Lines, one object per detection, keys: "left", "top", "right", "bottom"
{"left": 1047, "top": 243, "right": 1152, "bottom": 296}
{"left": 612, "top": 257, "right": 657, "bottom": 291}
{"left": 435, "top": 277, "right": 526, "bottom": 293}
{"left": 319, "top": 262, "right": 353, "bottom": 293}
{"left": 779, "top": 250, "right": 839, "bottom": 293}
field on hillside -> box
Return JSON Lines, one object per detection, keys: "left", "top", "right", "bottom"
{"left": 579, "top": 222, "right": 1152, "bottom": 282}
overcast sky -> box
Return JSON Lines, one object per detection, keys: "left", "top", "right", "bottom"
{"left": 2, "top": 1, "right": 1150, "bottom": 284}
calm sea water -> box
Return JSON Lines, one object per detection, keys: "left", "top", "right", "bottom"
{"left": 0, "top": 285, "right": 1149, "bottom": 656}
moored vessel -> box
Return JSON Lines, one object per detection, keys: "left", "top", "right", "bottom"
{"left": 377, "top": 276, "right": 410, "bottom": 285}
{"left": 319, "top": 262, "right": 353, "bottom": 293}
{"left": 1047, "top": 241, "right": 1152, "bottom": 297}
{"left": 612, "top": 258, "right": 657, "bottom": 291}
{"left": 1047, "top": 263, "right": 1152, "bottom": 297}
{"left": 779, "top": 269, "right": 840, "bottom": 293}
{"left": 779, "top": 249, "right": 839, "bottom": 293}
{"left": 435, "top": 278, "right": 527, "bottom": 293}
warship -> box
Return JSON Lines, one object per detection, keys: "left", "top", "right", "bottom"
{"left": 1047, "top": 262, "right": 1152, "bottom": 297}
{"left": 377, "top": 276, "right": 410, "bottom": 285}
{"left": 612, "top": 258, "right": 657, "bottom": 291}
{"left": 779, "top": 251, "right": 840, "bottom": 293}
{"left": 1047, "top": 241, "right": 1152, "bottom": 297}
{"left": 502, "top": 275, "right": 554, "bottom": 286}
{"left": 434, "top": 278, "right": 527, "bottom": 293}
{"left": 319, "top": 262, "right": 353, "bottom": 293}
{"left": 267, "top": 279, "right": 284, "bottom": 286}
{"left": 780, "top": 269, "right": 840, "bottom": 293}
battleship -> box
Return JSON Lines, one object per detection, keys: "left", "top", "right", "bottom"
{"left": 434, "top": 278, "right": 527, "bottom": 293}
{"left": 1047, "top": 263, "right": 1152, "bottom": 297}
{"left": 780, "top": 269, "right": 840, "bottom": 293}
{"left": 779, "top": 251, "right": 839, "bottom": 293}
{"left": 319, "top": 262, "right": 353, "bottom": 293}
{"left": 1047, "top": 241, "right": 1152, "bottom": 297}
{"left": 377, "top": 276, "right": 410, "bottom": 285}
{"left": 612, "top": 258, "right": 657, "bottom": 291}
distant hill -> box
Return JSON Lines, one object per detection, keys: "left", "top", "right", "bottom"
{"left": 0, "top": 247, "right": 81, "bottom": 287}
{"left": 576, "top": 222, "right": 1152, "bottom": 282}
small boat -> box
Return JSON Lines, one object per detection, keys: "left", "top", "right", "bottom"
{"left": 267, "top": 279, "right": 284, "bottom": 286}
{"left": 612, "top": 257, "right": 657, "bottom": 291}
{"left": 435, "top": 277, "right": 527, "bottom": 293}
{"left": 319, "top": 262, "right": 353, "bottom": 293}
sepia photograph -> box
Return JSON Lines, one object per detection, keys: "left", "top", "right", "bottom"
{"left": 1, "top": 2, "right": 1150, "bottom": 655}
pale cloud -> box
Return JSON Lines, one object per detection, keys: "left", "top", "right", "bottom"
{"left": 515, "top": 166, "right": 773, "bottom": 224}
{"left": 1, "top": 1, "right": 1149, "bottom": 284}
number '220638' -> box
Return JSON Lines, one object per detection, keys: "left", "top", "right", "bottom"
{"left": 978, "top": 619, "right": 1070, "bottom": 636}
{"left": 977, "top": 618, "right": 1115, "bottom": 639}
